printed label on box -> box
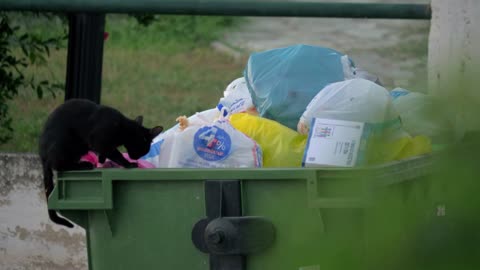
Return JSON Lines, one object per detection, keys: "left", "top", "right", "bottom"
{"left": 303, "top": 118, "right": 366, "bottom": 167}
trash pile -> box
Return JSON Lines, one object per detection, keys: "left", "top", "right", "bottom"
{"left": 141, "top": 44, "right": 444, "bottom": 168}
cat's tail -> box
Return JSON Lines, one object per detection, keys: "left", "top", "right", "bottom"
{"left": 43, "top": 165, "right": 74, "bottom": 228}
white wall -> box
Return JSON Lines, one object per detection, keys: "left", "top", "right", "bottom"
{"left": 0, "top": 153, "right": 87, "bottom": 270}
{"left": 428, "top": 0, "right": 480, "bottom": 139}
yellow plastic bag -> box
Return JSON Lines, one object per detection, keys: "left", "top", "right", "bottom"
{"left": 230, "top": 113, "right": 307, "bottom": 167}
{"left": 394, "top": 135, "right": 432, "bottom": 160}
{"left": 370, "top": 135, "right": 432, "bottom": 164}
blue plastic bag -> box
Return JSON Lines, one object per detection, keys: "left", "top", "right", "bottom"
{"left": 244, "top": 44, "right": 353, "bottom": 130}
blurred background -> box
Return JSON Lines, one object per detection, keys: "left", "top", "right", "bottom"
{"left": 0, "top": 0, "right": 430, "bottom": 153}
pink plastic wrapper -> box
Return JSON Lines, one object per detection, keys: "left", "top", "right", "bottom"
{"left": 80, "top": 151, "right": 155, "bottom": 169}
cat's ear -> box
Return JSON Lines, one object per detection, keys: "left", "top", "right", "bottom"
{"left": 134, "top": 116, "right": 143, "bottom": 125}
{"left": 150, "top": 126, "right": 163, "bottom": 139}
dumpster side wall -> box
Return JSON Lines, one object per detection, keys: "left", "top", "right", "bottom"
{"left": 428, "top": 0, "right": 480, "bottom": 139}
{"left": 0, "top": 153, "right": 87, "bottom": 270}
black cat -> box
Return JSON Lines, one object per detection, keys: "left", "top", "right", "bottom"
{"left": 39, "top": 99, "right": 163, "bottom": 228}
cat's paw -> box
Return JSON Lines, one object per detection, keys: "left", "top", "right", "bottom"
{"left": 124, "top": 162, "right": 138, "bottom": 169}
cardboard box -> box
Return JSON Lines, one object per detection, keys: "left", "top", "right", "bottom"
{"left": 303, "top": 118, "right": 368, "bottom": 167}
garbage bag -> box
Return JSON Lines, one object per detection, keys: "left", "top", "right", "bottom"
{"left": 81, "top": 151, "right": 155, "bottom": 168}
{"left": 390, "top": 88, "right": 453, "bottom": 143}
{"left": 297, "top": 79, "right": 431, "bottom": 165}
{"left": 298, "top": 78, "right": 398, "bottom": 135}
{"left": 244, "top": 44, "right": 356, "bottom": 130}
{"left": 393, "top": 135, "right": 432, "bottom": 161}
{"left": 230, "top": 113, "right": 307, "bottom": 167}
{"left": 217, "top": 77, "right": 257, "bottom": 116}
{"left": 141, "top": 108, "right": 220, "bottom": 167}
{"left": 168, "top": 119, "right": 262, "bottom": 168}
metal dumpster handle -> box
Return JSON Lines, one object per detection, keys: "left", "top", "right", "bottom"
{"left": 191, "top": 180, "right": 275, "bottom": 270}
{"left": 193, "top": 216, "right": 275, "bottom": 255}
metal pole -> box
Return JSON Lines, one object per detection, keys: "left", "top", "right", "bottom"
{"left": 64, "top": 14, "right": 105, "bottom": 103}
{"left": 0, "top": 1, "right": 431, "bottom": 20}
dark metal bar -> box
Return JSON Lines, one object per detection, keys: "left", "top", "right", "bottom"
{"left": 1, "top": 1, "right": 431, "bottom": 20}
{"left": 205, "top": 181, "right": 245, "bottom": 270}
{"left": 64, "top": 14, "right": 105, "bottom": 103}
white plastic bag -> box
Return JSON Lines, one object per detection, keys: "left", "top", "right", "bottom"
{"left": 341, "top": 55, "right": 383, "bottom": 86}
{"left": 140, "top": 129, "right": 175, "bottom": 168}
{"left": 176, "top": 108, "right": 220, "bottom": 129}
{"left": 141, "top": 108, "right": 220, "bottom": 168}
{"left": 223, "top": 77, "right": 248, "bottom": 98}
{"left": 298, "top": 79, "right": 426, "bottom": 165}
{"left": 298, "top": 79, "right": 397, "bottom": 135}
{"left": 390, "top": 88, "right": 452, "bottom": 143}
{"left": 217, "top": 77, "right": 255, "bottom": 116}
{"left": 168, "top": 119, "right": 262, "bottom": 168}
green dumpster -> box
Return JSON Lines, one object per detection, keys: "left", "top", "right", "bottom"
{"left": 49, "top": 155, "right": 433, "bottom": 270}
{"left": 0, "top": 1, "right": 442, "bottom": 269}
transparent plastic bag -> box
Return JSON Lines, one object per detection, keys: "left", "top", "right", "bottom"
{"left": 298, "top": 79, "right": 397, "bottom": 135}
{"left": 244, "top": 44, "right": 355, "bottom": 130}
{"left": 390, "top": 88, "right": 453, "bottom": 143}
{"left": 141, "top": 108, "right": 220, "bottom": 167}
{"left": 168, "top": 118, "right": 262, "bottom": 168}
{"left": 298, "top": 79, "right": 430, "bottom": 165}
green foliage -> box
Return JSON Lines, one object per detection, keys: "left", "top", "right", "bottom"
{"left": 106, "top": 15, "right": 237, "bottom": 51}
{"left": 0, "top": 12, "right": 237, "bottom": 146}
{"left": 0, "top": 13, "right": 240, "bottom": 151}
{"left": 0, "top": 12, "right": 66, "bottom": 143}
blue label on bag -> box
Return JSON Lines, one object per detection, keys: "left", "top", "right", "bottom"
{"left": 141, "top": 139, "right": 164, "bottom": 160}
{"left": 193, "top": 126, "right": 231, "bottom": 161}
{"left": 390, "top": 88, "right": 410, "bottom": 100}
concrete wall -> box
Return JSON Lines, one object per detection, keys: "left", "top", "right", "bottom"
{"left": 428, "top": 0, "right": 480, "bottom": 139}
{"left": 0, "top": 153, "right": 87, "bottom": 270}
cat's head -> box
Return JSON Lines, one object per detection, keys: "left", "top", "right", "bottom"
{"left": 124, "top": 116, "right": 163, "bottom": 160}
